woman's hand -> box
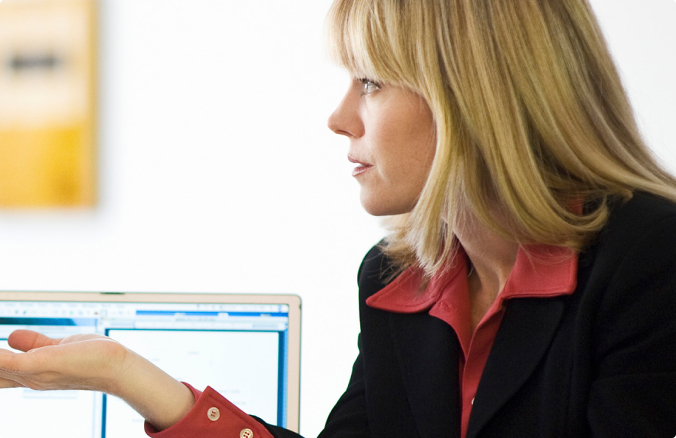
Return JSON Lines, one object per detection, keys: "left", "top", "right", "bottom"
{"left": 0, "top": 329, "right": 196, "bottom": 431}
{"left": 0, "top": 330, "right": 131, "bottom": 393}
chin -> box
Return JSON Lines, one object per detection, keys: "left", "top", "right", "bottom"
{"left": 362, "top": 205, "right": 391, "bottom": 217}
{"left": 360, "top": 195, "right": 412, "bottom": 217}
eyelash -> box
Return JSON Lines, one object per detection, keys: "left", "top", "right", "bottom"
{"left": 359, "top": 78, "right": 381, "bottom": 95}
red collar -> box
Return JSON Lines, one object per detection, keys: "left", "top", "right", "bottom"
{"left": 366, "top": 245, "right": 578, "bottom": 313}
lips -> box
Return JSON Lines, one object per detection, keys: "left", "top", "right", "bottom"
{"left": 348, "top": 155, "right": 373, "bottom": 177}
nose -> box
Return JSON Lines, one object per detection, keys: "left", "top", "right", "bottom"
{"left": 327, "top": 108, "right": 345, "bottom": 135}
{"left": 327, "top": 87, "right": 363, "bottom": 138}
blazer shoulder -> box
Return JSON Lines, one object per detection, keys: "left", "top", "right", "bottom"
{"left": 611, "top": 191, "right": 676, "bottom": 224}
{"left": 583, "top": 191, "right": 676, "bottom": 280}
{"left": 357, "top": 242, "right": 396, "bottom": 301}
{"left": 596, "top": 192, "right": 676, "bottom": 249}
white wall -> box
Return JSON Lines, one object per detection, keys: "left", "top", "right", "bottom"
{"left": 0, "top": 1, "right": 673, "bottom": 436}
{"left": 592, "top": 0, "right": 676, "bottom": 172}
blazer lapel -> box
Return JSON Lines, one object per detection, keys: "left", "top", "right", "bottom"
{"left": 389, "top": 311, "right": 462, "bottom": 438}
{"left": 467, "top": 298, "right": 566, "bottom": 438}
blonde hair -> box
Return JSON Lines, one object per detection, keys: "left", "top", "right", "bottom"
{"left": 327, "top": 0, "right": 676, "bottom": 278}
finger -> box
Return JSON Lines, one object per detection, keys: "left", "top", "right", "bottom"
{"left": 8, "top": 330, "right": 62, "bottom": 352}
{"left": 0, "top": 349, "right": 17, "bottom": 366}
{"left": 0, "top": 374, "right": 24, "bottom": 389}
{"left": 0, "top": 349, "right": 21, "bottom": 374}
{"left": 0, "top": 355, "right": 27, "bottom": 389}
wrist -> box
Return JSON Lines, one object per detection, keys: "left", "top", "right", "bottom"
{"left": 109, "top": 350, "right": 196, "bottom": 431}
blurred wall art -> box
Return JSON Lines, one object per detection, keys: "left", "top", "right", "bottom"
{"left": 0, "top": 0, "right": 96, "bottom": 207}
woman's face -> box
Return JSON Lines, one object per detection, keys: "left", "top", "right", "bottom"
{"left": 328, "top": 78, "right": 436, "bottom": 216}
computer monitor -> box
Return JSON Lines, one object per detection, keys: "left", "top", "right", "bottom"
{"left": 0, "top": 291, "right": 301, "bottom": 438}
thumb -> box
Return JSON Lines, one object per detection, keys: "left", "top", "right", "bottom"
{"left": 8, "top": 330, "right": 61, "bottom": 352}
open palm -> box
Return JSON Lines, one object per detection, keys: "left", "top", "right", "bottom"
{"left": 0, "top": 329, "right": 133, "bottom": 395}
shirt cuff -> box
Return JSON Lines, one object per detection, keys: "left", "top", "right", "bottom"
{"left": 145, "top": 383, "right": 273, "bottom": 438}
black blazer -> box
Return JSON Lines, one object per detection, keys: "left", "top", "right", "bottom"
{"left": 262, "top": 192, "right": 676, "bottom": 438}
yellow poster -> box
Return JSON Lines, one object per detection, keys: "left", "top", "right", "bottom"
{"left": 0, "top": 0, "right": 96, "bottom": 207}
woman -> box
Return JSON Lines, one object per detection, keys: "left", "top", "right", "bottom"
{"left": 1, "top": 0, "right": 675, "bottom": 437}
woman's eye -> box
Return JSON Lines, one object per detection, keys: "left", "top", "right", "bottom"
{"left": 359, "top": 78, "right": 380, "bottom": 95}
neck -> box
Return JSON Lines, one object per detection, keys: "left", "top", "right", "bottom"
{"left": 455, "top": 215, "right": 519, "bottom": 300}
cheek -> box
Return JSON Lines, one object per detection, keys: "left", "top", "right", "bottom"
{"left": 407, "top": 111, "right": 437, "bottom": 185}
{"left": 359, "top": 92, "right": 436, "bottom": 215}
{"left": 382, "top": 124, "right": 436, "bottom": 189}
{"left": 365, "top": 133, "right": 435, "bottom": 215}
